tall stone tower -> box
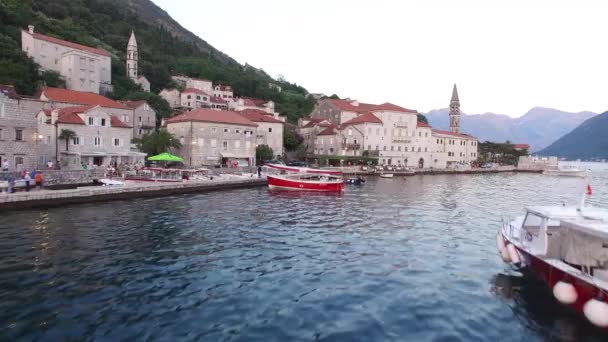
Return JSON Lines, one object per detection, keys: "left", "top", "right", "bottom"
{"left": 449, "top": 83, "right": 461, "bottom": 134}
{"left": 126, "top": 31, "right": 138, "bottom": 80}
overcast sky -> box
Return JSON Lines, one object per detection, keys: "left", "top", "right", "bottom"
{"left": 152, "top": 0, "right": 608, "bottom": 117}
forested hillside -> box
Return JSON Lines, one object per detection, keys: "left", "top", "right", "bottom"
{"left": 0, "top": 0, "right": 315, "bottom": 122}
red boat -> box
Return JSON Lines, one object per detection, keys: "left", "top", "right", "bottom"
{"left": 267, "top": 173, "right": 344, "bottom": 192}
{"left": 498, "top": 192, "right": 608, "bottom": 330}
{"left": 265, "top": 163, "right": 342, "bottom": 175}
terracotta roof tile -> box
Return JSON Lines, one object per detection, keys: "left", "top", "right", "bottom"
{"left": 513, "top": 144, "right": 530, "bottom": 149}
{"left": 327, "top": 99, "right": 417, "bottom": 114}
{"left": 26, "top": 31, "right": 110, "bottom": 57}
{"left": 55, "top": 105, "right": 95, "bottom": 125}
{"left": 237, "top": 109, "right": 283, "bottom": 123}
{"left": 119, "top": 100, "right": 147, "bottom": 109}
{"left": 165, "top": 108, "right": 258, "bottom": 127}
{"left": 110, "top": 116, "right": 131, "bottom": 128}
{"left": 341, "top": 112, "right": 383, "bottom": 126}
{"left": 417, "top": 121, "right": 432, "bottom": 128}
{"left": 182, "top": 88, "right": 211, "bottom": 96}
{"left": 40, "top": 87, "right": 129, "bottom": 109}
{"left": 318, "top": 125, "right": 338, "bottom": 136}
{"left": 301, "top": 118, "right": 324, "bottom": 128}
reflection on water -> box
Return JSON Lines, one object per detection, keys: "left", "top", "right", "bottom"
{"left": 0, "top": 168, "right": 607, "bottom": 341}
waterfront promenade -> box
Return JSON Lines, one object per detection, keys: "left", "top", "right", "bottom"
{"left": 0, "top": 176, "right": 266, "bottom": 211}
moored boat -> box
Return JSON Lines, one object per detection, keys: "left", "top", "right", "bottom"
{"left": 124, "top": 168, "right": 209, "bottom": 183}
{"left": 497, "top": 183, "right": 608, "bottom": 330}
{"left": 345, "top": 176, "right": 365, "bottom": 185}
{"left": 379, "top": 173, "right": 394, "bottom": 178}
{"left": 543, "top": 167, "right": 588, "bottom": 178}
{"left": 266, "top": 163, "right": 343, "bottom": 175}
{"left": 267, "top": 173, "right": 344, "bottom": 192}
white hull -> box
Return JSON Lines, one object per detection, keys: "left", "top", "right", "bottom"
{"left": 379, "top": 173, "right": 394, "bottom": 178}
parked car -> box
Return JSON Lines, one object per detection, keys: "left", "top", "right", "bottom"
{"left": 481, "top": 163, "right": 493, "bottom": 169}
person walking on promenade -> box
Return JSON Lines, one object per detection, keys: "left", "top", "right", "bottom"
{"left": 2, "top": 160, "right": 9, "bottom": 172}
{"left": 47, "top": 160, "right": 53, "bottom": 169}
{"left": 24, "top": 171, "right": 31, "bottom": 192}
{"left": 258, "top": 166, "right": 262, "bottom": 178}
{"left": 35, "top": 172, "right": 43, "bottom": 190}
{"left": 7, "top": 174, "right": 15, "bottom": 193}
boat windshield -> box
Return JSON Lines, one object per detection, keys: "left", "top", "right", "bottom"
{"left": 523, "top": 213, "right": 543, "bottom": 231}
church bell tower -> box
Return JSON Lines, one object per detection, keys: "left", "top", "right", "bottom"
{"left": 126, "top": 31, "right": 138, "bottom": 80}
{"left": 449, "top": 83, "right": 461, "bottom": 134}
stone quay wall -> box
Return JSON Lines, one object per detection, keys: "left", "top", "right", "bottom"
{"left": 0, "top": 177, "right": 267, "bottom": 211}
{"left": 0, "top": 169, "right": 105, "bottom": 186}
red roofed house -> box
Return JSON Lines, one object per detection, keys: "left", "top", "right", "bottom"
{"left": 165, "top": 109, "right": 258, "bottom": 167}
{"left": 171, "top": 76, "right": 213, "bottom": 94}
{"left": 513, "top": 144, "right": 530, "bottom": 152}
{"left": 213, "top": 84, "right": 234, "bottom": 100}
{"left": 180, "top": 88, "right": 213, "bottom": 110}
{"left": 21, "top": 25, "right": 112, "bottom": 94}
{"left": 237, "top": 109, "right": 284, "bottom": 157}
{"left": 36, "top": 105, "right": 144, "bottom": 169}
{"left": 229, "top": 97, "right": 279, "bottom": 120}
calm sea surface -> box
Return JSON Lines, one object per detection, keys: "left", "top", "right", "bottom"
{"left": 2, "top": 165, "right": 608, "bottom": 341}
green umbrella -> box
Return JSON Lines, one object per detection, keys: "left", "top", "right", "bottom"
{"left": 147, "top": 152, "right": 184, "bottom": 162}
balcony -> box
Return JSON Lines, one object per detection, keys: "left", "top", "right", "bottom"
{"left": 345, "top": 143, "right": 361, "bottom": 151}
{"left": 392, "top": 138, "right": 412, "bottom": 143}
{"left": 394, "top": 123, "right": 409, "bottom": 129}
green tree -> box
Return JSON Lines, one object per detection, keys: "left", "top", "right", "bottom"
{"left": 417, "top": 113, "right": 428, "bottom": 124}
{"left": 132, "top": 129, "right": 182, "bottom": 156}
{"left": 256, "top": 144, "right": 274, "bottom": 165}
{"left": 40, "top": 70, "right": 65, "bottom": 88}
{"left": 283, "top": 125, "right": 303, "bottom": 151}
{"left": 58, "top": 128, "right": 76, "bottom": 152}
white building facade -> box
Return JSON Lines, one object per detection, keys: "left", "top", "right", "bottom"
{"left": 21, "top": 25, "right": 112, "bottom": 94}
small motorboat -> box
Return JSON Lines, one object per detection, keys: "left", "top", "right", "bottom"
{"left": 497, "top": 182, "right": 608, "bottom": 330}
{"left": 379, "top": 173, "right": 394, "bottom": 178}
{"left": 267, "top": 173, "right": 344, "bottom": 192}
{"left": 266, "top": 163, "right": 342, "bottom": 175}
{"left": 345, "top": 176, "right": 365, "bottom": 185}
{"left": 543, "top": 166, "right": 588, "bottom": 178}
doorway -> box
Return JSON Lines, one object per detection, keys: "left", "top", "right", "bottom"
{"left": 418, "top": 158, "right": 424, "bottom": 169}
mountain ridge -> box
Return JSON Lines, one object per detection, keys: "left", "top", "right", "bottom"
{"left": 425, "top": 107, "right": 597, "bottom": 151}
{"left": 538, "top": 112, "right": 608, "bottom": 159}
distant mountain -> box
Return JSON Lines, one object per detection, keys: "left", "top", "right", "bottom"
{"left": 538, "top": 112, "right": 608, "bottom": 159}
{"left": 425, "top": 107, "right": 597, "bottom": 152}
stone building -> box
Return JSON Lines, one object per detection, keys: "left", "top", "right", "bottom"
{"left": 119, "top": 100, "right": 156, "bottom": 138}
{"left": 37, "top": 87, "right": 133, "bottom": 119}
{"left": 36, "top": 105, "right": 144, "bottom": 169}
{"left": 126, "top": 31, "right": 150, "bottom": 92}
{"left": 165, "top": 109, "right": 258, "bottom": 167}
{"left": 21, "top": 25, "right": 112, "bottom": 94}
{"left": 171, "top": 76, "right": 213, "bottom": 94}
{"left": 229, "top": 97, "right": 280, "bottom": 119}
{"left": 159, "top": 88, "right": 181, "bottom": 108}
{"left": 0, "top": 85, "right": 45, "bottom": 171}
{"left": 303, "top": 91, "right": 479, "bottom": 168}
{"left": 213, "top": 84, "right": 234, "bottom": 100}
{"left": 237, "top": 109, "right": 284, "bottom": 158}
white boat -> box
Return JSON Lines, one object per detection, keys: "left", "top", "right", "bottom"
{"left": 379, "top": 173, "right": 394, "bottom": 178}
{"left": 100, "top": 178, "right": 124, "bottom": 186}
{"left": 497, "top": 182, "right": 608, "bottom": 330}
{"left": 543, "top": 166, "right": 588, "bottom": 177}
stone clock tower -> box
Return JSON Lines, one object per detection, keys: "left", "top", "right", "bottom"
{"left": 449, "top": 84, "right": 460, "bottom": 134}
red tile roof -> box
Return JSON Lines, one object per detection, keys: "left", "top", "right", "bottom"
{"left": 55, "top": 105, "right": 94, "bottom": 125}
{"left": 182, "top": 88, "right": 211, "bottom": 96}
{"left": 513, "top": 144, "right": 530, "bottom": 149}
{"left": 240, "top": 97, "right": 269, "bottom": 107}
{"left": 40, "top": 87, "right": 129, "bottom": 109}
{"left": 301, "top": 118, "right": 324, "bottom": 128}
{"left": 165, "top": 108, "right": 258, "bottom": 127}
{"left": 341, "top": 112, "right": 383, "bottom": 126}
{"left": 26, "top": 31, "right": 111, "bottom": 57}
{"left": 432, "top": 129, "right": 476, "bottom": 139}
{"left": 119, "top": 100, "right": 147, "bottom": 109}
{"left": 318, "top": 125, "right": 338, "bottom": 136}
{"left": 237, "top": 109, "right": 283, "bottom": 123}
{"left": 110, "top": 116, "right": 131, "bottom": 128}
{"left": 417, "top": 121, "right": 431, "bottom": 128}
{"left": 327, "top": 99, "right": 417, "bottom": 114}
{"left": 0, "top": 84, "right": 19, "bottom": 99}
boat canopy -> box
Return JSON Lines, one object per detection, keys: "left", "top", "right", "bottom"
{"left": 147, "top": 152, "right": 184, "bottom": 162}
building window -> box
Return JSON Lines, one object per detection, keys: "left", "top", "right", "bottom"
{"left": 222, "top": 141, "right": 228, "bottom": 150}
{"left": 391, "top": 146, "right": 394, "bottom": 151}
{"left": 375, "top": 145, "right": 379, "bottom": 150}
{"left": 196, "top": 96, "right": 201, "bottom": 100}
{"left": 138, "top": 116, "right": 142, "bottom": 123}
{"left": 425, "top": 147, "right": 428, "bottom": 152}
{"left": 398, "top": 146, "right": 401, "bottom": 151}
{"left": 94, "top": 137, "right": 102, "bottom": 146}
{"left": 383, "top": 146, "right": 387, "bottom": 151}
{"left": 268, "top": 127, "right": 272, "bottom": 133}
{"left": 0, "top": 127, "right": 3, "bottom": 140}
{"left": 15, "top": 129, "right": 23, "bottom": 141}
{"left": 46, "top": 136, "right": 50, "bottom": 144}
{"left": 15, "top": 156, "right": 23, "bottom": 166}
{"left": 100, "top": 118, "right": 106, "bottom": 126}
{"left": 114, "top": 138, "right": 120, "bottom": 146}
{"left": 418, "top": 147, "right": 421, "bottom": 152}
{"left": 138, "top": 129, "right": 142, "bottom": 135}
{"left": 235, "top": 129, "right": 241, "bottom": 134}
{"left": 187, "top": 95, "right": 191, "bottom": 99}
{"left": 212, "top": 127, "right": 217, "bottom": 133}
{"left": 224, "top": 128, "right": 230, "bottom": 133}
{"left": 72, "top": 137, "right": 80, "bottom": 145}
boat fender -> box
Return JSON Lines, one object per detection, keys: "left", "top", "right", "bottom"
{"left": 506, "top": 244, "right": 520, "bottom": 265}
{"left": 583, "top": 298, "right": 608, "bottom": 328}
{"left": 496, "top": 233, "right": 507, "bottom": 253}
{"left": 553, "top": 281, "right": 578, "bottom": 304}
